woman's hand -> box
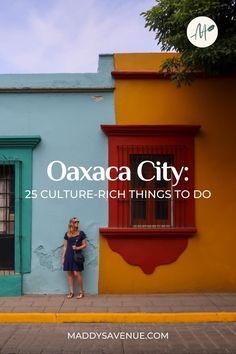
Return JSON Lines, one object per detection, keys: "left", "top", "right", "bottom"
{"left": 72, "top": 245, "right": 78, "bottom": 250}
{"left": 61, "top": 256, "right": 65, "bottom": 265}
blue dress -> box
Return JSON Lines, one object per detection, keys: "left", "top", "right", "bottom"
{"left": 63, "top": 231, "right": 86, "bottom": 272}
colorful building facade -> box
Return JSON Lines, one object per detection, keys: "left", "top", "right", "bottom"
{"left": 0, "top": 55, "right": 115, "bottom": 295}
{"left": 0, "top": 53, "right": 235, "bottom": 295}
{"left": 99, "top": 53, "right": 236, "bottom": 294}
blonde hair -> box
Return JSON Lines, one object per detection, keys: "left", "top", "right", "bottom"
{"left": 67, "top": 217, "right": 80, "bottom": 236}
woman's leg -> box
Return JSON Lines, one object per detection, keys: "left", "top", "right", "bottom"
{"left": 67, "top": 271, "right": 74, "bottom": 293}
{"left": 74, "top": 271, "right": 84, "bottom": 296}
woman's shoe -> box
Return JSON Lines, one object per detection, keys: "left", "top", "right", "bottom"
{"left": 67, "top": 292, "right": 74, "bottom": 299}
{"left": 76, "top": 292, "right": 84, "bottom": 299}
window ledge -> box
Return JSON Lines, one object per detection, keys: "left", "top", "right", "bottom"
{"left": 101, "top": 125, "right": 201, "bottom": 137}
{"left": 99, "top": 227, "right": 196, "bottom": 238}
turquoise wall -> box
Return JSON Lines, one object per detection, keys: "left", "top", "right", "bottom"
{"left": 0, "top": 55, "right": 114, "bottom": 294}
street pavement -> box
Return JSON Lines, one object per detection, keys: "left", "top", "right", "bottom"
{"left": 1, "top": 322, "right": 236, "bottom": 353}
{"left": 0, "top": 293, "right": 236, "bottom": 354}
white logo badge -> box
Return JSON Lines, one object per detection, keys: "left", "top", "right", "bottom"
{"left": 187, "top": 16, "right": 218, "bottom": 48}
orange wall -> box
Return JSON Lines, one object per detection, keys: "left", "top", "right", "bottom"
{"left": 99, "top": 53, "right": 236, "bottom": 293}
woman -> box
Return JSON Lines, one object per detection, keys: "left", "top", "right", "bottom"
{"left": 62, "top": 217, "right": 87, "bottom": 299}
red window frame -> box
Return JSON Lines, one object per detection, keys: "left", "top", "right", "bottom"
{"left": 100, "top": 125, "right": 200, "bottom": 238}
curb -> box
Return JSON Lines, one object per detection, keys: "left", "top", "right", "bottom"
{"left": 0, "top": 312, "right": 236, "bottom": 323}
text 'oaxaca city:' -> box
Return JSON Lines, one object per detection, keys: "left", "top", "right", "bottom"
{"left": 47, "top": 160, "right": 189, "bottom": 187}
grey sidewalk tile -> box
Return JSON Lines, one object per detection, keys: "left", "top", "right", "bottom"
{"left": 0, "top": 302, "right": 20, "bottom": 308}
{"left": 59, "top": 300, "right": 75, "bottom": 306}
{"left": 90, "top": 299, "right": 113, "bottom": 306}
{"left": 43, "top": 307, "right": 61, "bottom": 312}
{"left": 211, "top": 299, "right": 236, "bottom": 306}
{"left": 30, "top": 298, "right": 66, "bottom": 304}
{"left": 106, "top": 306, "right": 140, "bottom": 312}
{"left": 13, "top": 301, "right": 35, "bottom": 307}
{"left": 105, "top": 297, "right": 128, "bottom": 304}
{"left": 221, "top": 294, "right": 236, "bottom": 301}
{"left": 60, "top": 300, "right": 76, "bottom": 305}
{"left": 32, "top": 303, "right": 63, "bottom": 310}
{"left": 0, "top": 307, "right": 14, "bottom": 312}
{"left": 72, "top": 300, "right": 94, "bottom": 306}
{"left": 73, "top": 306, "right": 108, "bottom": 312}
{"left": 169, "top": 305, "right": 205, "bottom": 312}
{"left": 107, "top": 300, "right": 132, "bottom": 306}
{"left": 59, "top": 306, "right": 81, "bottom": 312}
{"left": 62, "top": 297, "right": 93, "bottom": 306}
{"left": 32, "top": 298, "right": 64, "bottom": 304}
{"left": 178, "top": 299, "right": 216, "bottom": 306}
{"left": 11, "top": 306, "right": 45, "bottom": 312}
{"left": 89, "top": 303, "right": 111, "bottom": 308}
{"left": 22, "top": 301, "right": 51, "bottom": 307}
{"left": 200, "top": 305, "right": 221, "bottom": 311}
{"left": 58, "top": 306, "right": 76, "bottom": 313}
{"left": 0, "top": 296, "right": 22, "bottom": 301}
{"left": 58, "top": 307, "right": 78, "bottom": 312}
{"left": 216, "top": 306, "right": 236, "bottom": 311}
{"left": 123, "top": 300, "right": 155, "bottom": 306}
{"left": 139, "top": 306, "right": 172, "bottom": 313}
{"left": 207, "top": 294, "right": 236, "bottom": 305}
{"left": 150, "top": 298, "right": 188, "bottom": 306}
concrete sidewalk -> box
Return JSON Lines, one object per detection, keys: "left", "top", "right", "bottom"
{"left": 0, "top": 293, "right": 236, "bottom": 323}
{"left": 0, "top": 293, "right": 236, "bottom": 313}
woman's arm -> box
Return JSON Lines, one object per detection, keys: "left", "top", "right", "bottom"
{"left": 61, "top": 240, "right": 67, "bottom": 264}
{"left": 75, "top": 239, "right": 87, "bottom": 251}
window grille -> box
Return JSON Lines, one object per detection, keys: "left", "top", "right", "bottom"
{"left": 116, "top": 144, "right": 189, "bottom": 228}
{"left": 0, "top": 163, "right": 15, "bottom": 270}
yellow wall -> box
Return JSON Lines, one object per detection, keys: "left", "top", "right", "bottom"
{"left": 99, "top": 53, "right": 236, "bottom": 293}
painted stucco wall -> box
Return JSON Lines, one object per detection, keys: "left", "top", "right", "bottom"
{"left": 99, "top": 53, "right": 236, "bottom": 293}
{"left": 0, "top": 55, "right": 115, "bottom": 294}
